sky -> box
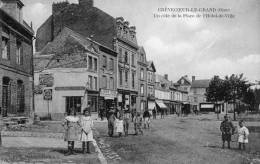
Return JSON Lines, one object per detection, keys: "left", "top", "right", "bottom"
{"left": 22, "top": 0, "right": 260, "bottom": 83}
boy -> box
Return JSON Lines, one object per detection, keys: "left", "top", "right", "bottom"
{"left": 134, "top": 112, "right": 143, "bottom": 135}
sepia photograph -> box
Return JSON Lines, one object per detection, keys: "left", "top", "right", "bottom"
{"left": 0, "top": 0, "right": 259, "bottom": 163}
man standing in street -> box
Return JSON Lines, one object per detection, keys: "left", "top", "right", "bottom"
{"left": 107, "top": 108, "right": 116, "bottom": 137}
{"left": 220, "top": 115, "right": 235, "bottom": 149}
{"left": 123, "top": 109, "right": 131, "bottom": 136}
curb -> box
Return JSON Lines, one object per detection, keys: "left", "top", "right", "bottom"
{"left": 93, "top": 138, "right": 107, "bottom": 164}
{"left": 1, "top": 131, "right": 64, "bottom": 139}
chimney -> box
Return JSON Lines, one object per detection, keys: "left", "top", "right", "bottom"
{"left": 192, "top": 76, "right": 195, "bottom": 82}
{"left": 164, "top": 74, "right": 168, "bottom": 80}
{"left": 52, "top": 1, "right": 69, "bottom": 15}
{"left": 79, "top": 0, "right": 93, "bottom": 8}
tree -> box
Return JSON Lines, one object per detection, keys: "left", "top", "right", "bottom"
{"left": 206, "top": 76, "right": 225, "bottom": 119}
{"left": 223, "top": 74, "right": 249, "bottom": 120}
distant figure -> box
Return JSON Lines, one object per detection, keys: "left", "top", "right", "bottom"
{"left": 115, "top": 115, "right": 124, "bottom": 137}
{"left": 161, "top": 109, "right": 164, "bottom": 119}
{"left": 123, "top": 110, "right": 131, "bottom": 136}
{"left": 79, "top": 108, "right": 94, "bottom": 154}
{"left": 107, "top": 108, "right": 116, "bottom": 137}
{"left": 152, "top": 108, "right": 156, "bottom": 119}
{"left": 220, "top": 115, "right": 235, "bottom": 149}
{"left": 238, "top": 120, "right": 249, "bottom": 150}
{"left": 134, "top": 112, "right": 143, "bottom": 135}
{"left": 143, "top": 109, "right": 151, "bottom": 129}
{"left": 62, "top": 109, "right": 80, "bottom": 156}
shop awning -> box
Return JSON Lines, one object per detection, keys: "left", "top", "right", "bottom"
{"left": 148, "top": 101, "right": 155, "bottom": 110}
{"left": 156, "top": 100, "right": 168, "bottom": 109}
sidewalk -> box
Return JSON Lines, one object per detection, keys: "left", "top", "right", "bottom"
{"left": 0, "top": 136, "right": 104, "bottom": 164}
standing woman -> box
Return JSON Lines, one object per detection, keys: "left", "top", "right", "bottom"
{"left": 79, "top": 108, "right": 94, "bottom": 154}
{"left": 62, "top": 108, "right": 80, "bottom": 156}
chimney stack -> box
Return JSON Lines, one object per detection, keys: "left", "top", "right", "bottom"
{"left": 192, "top": 76, "right": 195, "bottom": 82}
{"left": 79, "top": 0, "right": 93, "bottom": 8}
{"left": 164, "top": 74, "right": 168, "bottom": 80}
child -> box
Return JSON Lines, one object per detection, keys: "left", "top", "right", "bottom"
{"left": 238, "top": 120, "right": 249, "bottom": 150}
{"left": 115, "top": 115, "right": 124, "bottom": 137}
{"left": 62, "top": 109, "right": 80, "bottom": 156}
{"left": 79, "top": 108, "right": 94, "bottom": 154}
{"left": 134, "top": 112, "right": 143, "bottom": 135}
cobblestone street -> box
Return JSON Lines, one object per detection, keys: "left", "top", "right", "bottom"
{"left": 95, "top": 114, "right": 260, "bottom": 164}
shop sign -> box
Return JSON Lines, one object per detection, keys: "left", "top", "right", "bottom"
{"left": 43, "top": 89, "right": 52, "bottom": 100}
{"left": 39, "top": 74, "right": 54, "bottom": 87}
{"left": 118, "top": 94, "right": 122, "bottom": 102}
{"left": 100, "top": 89, "right": 117, "bottom": 99}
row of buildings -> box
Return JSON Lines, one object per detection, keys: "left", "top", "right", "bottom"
{"left": 0, "top": 0, "right": 211, "bottom": 120}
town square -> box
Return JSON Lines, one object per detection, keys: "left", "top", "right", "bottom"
{"left": 0, "top": 0, "right": 260, "bottom": 163}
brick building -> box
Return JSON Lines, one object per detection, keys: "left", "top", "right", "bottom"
{"left": 36, "top": 0, "right": 139, "bottom": 113}
{"left": 0, "top": 0, "right": 34, "bottom": 117}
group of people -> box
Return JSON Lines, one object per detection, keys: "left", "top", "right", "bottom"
{"left": 220, "top": 115, "right": 249, "bottom": 150}
{"left": 107, "top": 107, "right": 152, "bottom": 137}
{"left": 62, "top": 107, "right": 94, "bottom": 156}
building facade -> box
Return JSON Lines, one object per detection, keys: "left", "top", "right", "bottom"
{"left": 115, "top": 17, "right": 138, "bottom": 112}
{"left": 147, "top": 61, "right": 156, "bottom": 112}
{"left": 0, "top": 0, "right": 34, "bottom": 117}
{"left": 136, "top": 47, "right": 147, "bottom": 112}
{"left": 34, "top": 27, "right": 116, "bottom": 120}
{"left": 189, "top": 77, "right": 210, "bottom": 111}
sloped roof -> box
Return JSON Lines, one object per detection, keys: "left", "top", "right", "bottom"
{"left": 177, "top": 76, "right": 192, "bottom": 85}
{"left": 34, "top": 27, "right": 99, "bottom": 71}
{"left": 147, "top": 60, "right": 156, "bottom": 72}
{"left": 191, "top": 79, "right": 210, "bottom": 88}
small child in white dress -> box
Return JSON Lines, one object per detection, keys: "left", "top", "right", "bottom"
{"left": 79, "top": 108, "right": 94, "bottom": 154}
{"left": 115, "top": 115, "right": 124, "bottom": 137}
{"left": 238, "top": 120, "right": 249, "bottom": 150}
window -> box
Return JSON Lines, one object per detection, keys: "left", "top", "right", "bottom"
{"left": 109, "top": 77, "right": 114, "bottom": 90}
{"left": 88, "top": 75, "right": 93, "bottom": 90}
{"left": 103, "top": 55, "right": 107, "bottom": 68}
{"left": 125, "top": 70, "right": 128, "bottom": 83}
{"left": 140, "top": 68, "right": 144, "bottom": 80}
{"left": 17, "top": 80, "right": 25, "bottom": 112}
{"left": 141, "top": 101, "right": 145, "bottom": 111}
{"left": 109, "top": 58, "right": 114, "bottom": 71}
{"left": 16, "top": 41, "right": 22, "bottom": 65}
{"left": 131, "top": 53, "right": 135, "bottom": 66}
{"left": 132, "top": 71, "right": 135, "bottom": 88}
{"left": 119, "top": 48, "right": 123, "bottom": 62}
{"left": 194, "top": 97, "right": 198, "bottom": 103}
{"left": 94, "top": 77, "right": 97, "bottom": 90}
{"left": 88, "top": 56, "right": 93, "bottom": 70}
{"left": 2, "top": 36, "right": 9, "bottom": 60}
{"left": 125, "top": 51, "right": 128, "bottom": 64}
{"left": 94, "top": 58, "right": 97, "bottom": 72}
{"left": 119, "top": 69, "right": 123, "bottom": 86}
{"left": 66, "top": 97, "right": 82, "bottom": 114}
{"left": 141, "top": 84, "right": 144, "bottom": 95}
{"left": 141, "top": 54, "right": 144, "bottom": 62}
{"left": 102, "top": 75, "right": 107, "bottom": 89}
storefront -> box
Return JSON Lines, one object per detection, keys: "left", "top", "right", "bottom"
{"left": 99, "top": 89, "right": 117, "bottom": 118}
{"left": 155, "top": 100, "right": 168, "bottom": 113}
{"left": 117, "top": 89, "right": 137, "bottom": 112}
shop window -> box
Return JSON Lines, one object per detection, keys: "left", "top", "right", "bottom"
{"left": 66, "top": 96, "right": 82, "bottom": 114}
{"left": 17, "top": 80, "right": 25, "bottom": 112}
{"left": 119, "top": 48, "right": 123, "bottom": 62}
{"left": 94, "top": 77, "right": 97, "bottom": 90}
{"left": 125, "top": 51, "right": 128, "bottom": 64}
